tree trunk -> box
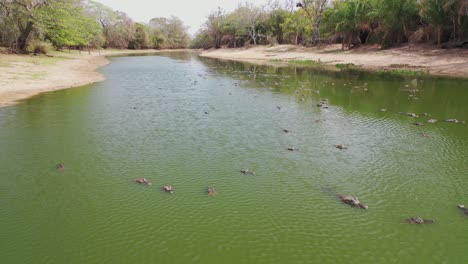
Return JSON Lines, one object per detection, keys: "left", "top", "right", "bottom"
{"left": 215, "top": 33, "right": 221, "bottom": 49}
{"left": 342, "top": 36, "right": 345, "bottom": 50}
{"left": 252, "top": 26, "right": 257, "bottom": 45}
{"left": 277, "top": 30, "right": 283, "bottom": 44}
{"left": 437, "top": 27, "right": 442, "bottom": 47}
{"left": 311, "top": 0, "right": 326, "bottom": 45}
{"left": 312, "top": 23, "right": 321, "bottom": 45}
{"left": 17, "top": 21, "right": 34, "bottom": 53}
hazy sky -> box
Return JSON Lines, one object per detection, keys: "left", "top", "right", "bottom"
{"left": 94, "top": 0, "right": 271, "bottom": 35}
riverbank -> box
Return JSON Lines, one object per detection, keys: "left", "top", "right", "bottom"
{"left": 200, "top": 44, "right": 468, "bottom": 78}
{"left": 2, "top": 45, "right": 467, "bottom": 107}
{"left": 0, "top": 49, "right": 182, "bottom": 107}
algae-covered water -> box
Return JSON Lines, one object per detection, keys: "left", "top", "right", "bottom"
{"left": 1, "top": 52, "right": 467, "bottom": 263}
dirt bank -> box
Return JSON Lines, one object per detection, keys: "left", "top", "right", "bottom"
{"left": 200, "top": 44, "right": 468, "bottom": 78}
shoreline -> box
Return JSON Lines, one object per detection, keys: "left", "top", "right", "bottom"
{"left": 1, "top": 44, "right": 467, "bottom": 107}
{"left": 0, "top": 49, "right": 185, "bottom": 107}
{"left": 199, "top": 44, "right": 468, "bottom": 79}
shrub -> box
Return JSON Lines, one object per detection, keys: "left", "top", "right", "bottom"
{"left": 28, "top": 41, "right": 53, "bottom": 55}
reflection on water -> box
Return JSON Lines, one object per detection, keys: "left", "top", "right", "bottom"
{"left": 0, "top": 53, "right": 467, "bottom": 264}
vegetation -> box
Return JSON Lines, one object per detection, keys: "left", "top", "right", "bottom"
{"left": 335, "top": 63, "right": 357, "bottom": 69}
{"left": 191, "top": 0, "right": 468, "bottom": 49}
{"left": 1, "top": 0, "right": 466, "bottom": 53}
{"left": 0, "top": 0, "right": 190, "bottom": 54}
{"left": 287, "top": 59, "right": 322, "bottom": 65}
{"left": 377, "top": 68, "right": 429, "bottom": 76}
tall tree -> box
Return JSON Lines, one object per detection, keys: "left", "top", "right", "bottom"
{"left": 420, "top": 0, "right": 449, "bottom": 46}
{"left": 323, "top": 0, "right": 372, "bottom": 49}
{"left": 233, "top": 3, "right": 265, "bottom": 45}
{"left": 84, "top": 0, "right": 115, "bottom": 41}
{"left": 0, "top": 0, "right": 50, "bottom": 52}
{"left": 442, "top": 0, "right": 468, "bottom": 41}
{"left": 205, "top": 8, "right": 226, "bottom": 48}
{"left": 264, "top": 6, "right": 289, "bottom": 44}
{"left": 40, "top": 0, "right": 102, "bottom": 48}
{"left": 297, "top": 0, "right": 329, "bottom": 44}
{"left": 148, "top": 16, "right": 189, "bottom": 48}
{"left": 282, "top": 8, "right": 310, "bottom": 44}
{"left": 129, "top": 23, "right": 150, "bottom": 49}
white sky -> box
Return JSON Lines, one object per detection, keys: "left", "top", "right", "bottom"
{"left": 94, "top": 0, "right": 271, "bottom": 35}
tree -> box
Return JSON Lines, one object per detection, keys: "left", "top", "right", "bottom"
{"left": 190, "top": 29, "right": 214, "bottom": 49}
{"left": 40, "top": 1, "right": 102, "bottom": 49}
{"left": 84, "top": 0, "right": 115, "bottom": 41}
{"left": 368, "top": 0, "right": 419, "bottom": 47}
{"left": 0, "top": 0, "right": 50, "bottom": 52}
{"left": 129, "top": 23, "right": 150, "bottom": 49}
{"left": 0, "top": 1, "right": 19, "bottom": 47}
{"left": 205, "top": 7, "right": 226, "bottom": 48}
{"left": 442, "top": 0, "right": 468, "bottom": 41}
{"left": 323, "top": 0, "right": 372, "bottom": 49}
{"left": 233, "top": 3, "right": 265, "bottom": 45}
{"left": 104, "top": 11, "right": 135, "bottom": 48}
{"left": 165, "top": 16, "right": 190, "bottom": 48}
{"left": 224, "top": 12, "right": 243, "bottom": 47}
{"left": 297, "top": 0, "right": 329, "bottom": 45}
{"left": 282, "top": 9, "right": 311, "bottom": 44}
{"left": 264, "top": 8, "right": 289, "bottom": 44}
{"left": 0, "top": 0, "right": 103, "bottom": 52}
{"left": 420, "top": 0, "right": 449, "bottom": 46}
{"left": 149, "top": 17, "right": 168, "bottom": 48}
{"left": 148, "top": 16, "right": 189, "bottom": 49}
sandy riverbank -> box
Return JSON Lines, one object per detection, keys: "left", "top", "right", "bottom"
{"left": 1, "top": 45, "right": 467, "bottom": 107}
{"left": 0, "top": 49, "right": 183, "bottom": 107}
{"left": 200, "top": 44, "right": 468, "bottom": 78}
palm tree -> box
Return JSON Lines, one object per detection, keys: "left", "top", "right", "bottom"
{"left": 443, "top": 0, "right": 468, "bottom": 41}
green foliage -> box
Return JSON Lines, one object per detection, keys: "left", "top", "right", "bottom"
{"left": 190, "top": 30, "right": 214, "bottom": 49}
{"left": 192, "top": 0, "right": 468, "bottom": 49}
{"left": 1, "top": 0, "right": 467, "bottom": 52}
{"left": 420, "top": 0, "right": 449, "bottom": 26}
{"left": 39, "top": 1, "right": 102, "bottom": 48}
{"left": 419, "top": 0, "right": 450, "bottom": 45}
{"left": 0, "top": 0, "right": 51, "bottom": 52}
{"left": 0, "top": 0, "right": 188, "bottom": 52}
{"left": 377, "top": 68, "right": 429, "bottom": 76}
{"left": 27, "top": 40, "right": 53, "bottom": 54}
{"left": 148, "top": 16, "right": 190, "bottom": 49}
{"left": 281, "top": 9, "right": 312, "bottom": 45}
{"left": 335, "top": 63, "right": 358, "bottom": 69}
{"left": 322, "top": 0, "right": 371, "bottom": 47}
{"left": 129, "top": 23, "right": 150, "bottom": 49}
{"left": 371, "top": 0, "right": 419, "bottom": 47}
{"left": 287, "top": 59, "right": 322, "bottom": 65}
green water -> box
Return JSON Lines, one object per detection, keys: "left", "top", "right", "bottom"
{"left": 1, "top": 52, "right": 467, "bottom": 263}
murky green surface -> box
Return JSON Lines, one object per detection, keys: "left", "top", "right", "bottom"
{"left": 1, "top": 52, "right": 467, "bottom": 263}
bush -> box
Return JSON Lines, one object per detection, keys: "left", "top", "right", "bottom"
{"left": 27, "top": 41, "right": 53, "bottom": 55}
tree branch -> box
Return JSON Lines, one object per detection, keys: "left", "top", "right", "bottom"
{"left": 0, "top": 1, "right": 11, "bottom": 16}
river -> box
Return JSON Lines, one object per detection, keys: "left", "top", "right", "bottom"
{"left": 1, "top": 52, "right": 467, "bottom": 263}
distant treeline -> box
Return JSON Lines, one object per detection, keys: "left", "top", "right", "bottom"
{"left": 191, "top": 0, "right": 468, "bottom": 49}
{"left": 0, "top": 0, "right": 190, "bottom": 54}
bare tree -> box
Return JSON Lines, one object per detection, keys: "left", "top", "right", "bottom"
{"left": 234, "top": 2, "right": 264, "bottom": 45}
{"left": 284, "top": 0, "right": 297, "bottom": 13}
